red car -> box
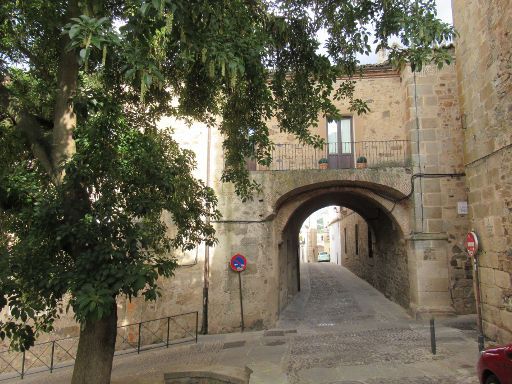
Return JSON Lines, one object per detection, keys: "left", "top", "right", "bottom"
{"left": 478, "top": 344, "right": 512, "bottom": 384}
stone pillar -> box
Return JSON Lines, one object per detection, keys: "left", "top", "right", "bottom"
{"left": 401, "top": 62, "right": 469, "bottom": 317}
{"left": 407, "top": 234, "right": 455, "bottom": 318}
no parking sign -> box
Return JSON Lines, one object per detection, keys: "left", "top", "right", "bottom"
{"left": 230, "top": 253, "right": 247, "bottom": 272}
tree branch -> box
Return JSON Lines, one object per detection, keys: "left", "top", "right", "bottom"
{"left": 17, "top": 112, "right": 55, "bottom": 176}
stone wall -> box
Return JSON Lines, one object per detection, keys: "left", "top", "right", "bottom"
{"left": 1, "top": 52, "right": 482, "bottom": 344}
{"left": 339, "top": 209, "right": 410, "bottom": 309}
{"left": 328, "top": 208, "right": 343, "bottom": 265}
{"left": 340, "top": 210, "right": 370, "bottom": 274}
{"left": 401, "top": 61, "right": 474, "bottom": 316}
{"left": 452, "top": 0, "right": 512, "bottom": 343}
{"left": 255, "top": 68, "right": 409, "bottom": 171}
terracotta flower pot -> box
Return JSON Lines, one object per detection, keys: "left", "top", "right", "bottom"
{"left": 356, "top": 162, "right": 367, "bottom": 169}
{"left": 319, "top": 163, "right": 328, "bottom": 170}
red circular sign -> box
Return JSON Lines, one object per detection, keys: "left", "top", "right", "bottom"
{"left": 230, "top": 254, "right": 247, "bottom": 272}
{"left": 465, "top": 231, "right": 479, "bottom": 257}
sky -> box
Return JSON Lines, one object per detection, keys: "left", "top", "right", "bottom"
{"left": 436, "top": 0, "right": 453, "bottom": 25}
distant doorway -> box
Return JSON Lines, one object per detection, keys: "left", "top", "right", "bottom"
{"left": 327, "top": 117, "right": 354, "bottom": 169}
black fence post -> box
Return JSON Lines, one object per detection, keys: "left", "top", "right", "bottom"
{"left": 430, "top": 318, "right": 436, "bottom": 355}
{"left": 195, "top": 311, "right": 199, "bottom": 343}
{"left": 50, "top": 341, "right": 55, "bottom": 373}
{"left": 137, "top": 323, "right": 142, "bottom": 354}
{"left": 166, "top": 317, "right": 170, "bottom": 348}
{"left": 478, "top": 334, "right": 485, "bottom": 352}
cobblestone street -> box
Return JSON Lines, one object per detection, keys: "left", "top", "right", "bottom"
{"left": 277, "top": 263, "right": 479, "bottom": 383}
{"left": 17, "top": 263, "right": 480, "bottom": 384}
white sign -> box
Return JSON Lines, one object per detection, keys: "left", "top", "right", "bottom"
{"left": 457, "top": 201, "right": 468, "bottom": 215}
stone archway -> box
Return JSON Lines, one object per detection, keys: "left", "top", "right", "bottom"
{"left": 273, "top": 183, "right": 412, "bottom": 314}
{"left": 209, "top": 170, "right": 456, "bottom": 333}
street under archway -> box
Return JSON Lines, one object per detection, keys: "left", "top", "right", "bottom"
{"left": 275, "top": 184, "right": 411, "bottom": 315}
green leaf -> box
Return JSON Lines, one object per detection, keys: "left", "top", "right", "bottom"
{"left": 68, "top": 25, "right": 81, "bottom": 39}
{"left": 140, "top": 3, "right": 150, "bottom": 15}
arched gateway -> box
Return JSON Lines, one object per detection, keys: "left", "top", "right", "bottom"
{"left": 208, "top": 169, "right": 457, "bottom": 333}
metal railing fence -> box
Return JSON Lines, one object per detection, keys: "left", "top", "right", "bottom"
{"left": 0, "top": 311, "right": 198, "bottom": 381}
{"left": 246, "top": 140, "right": 411, "bottom": 171}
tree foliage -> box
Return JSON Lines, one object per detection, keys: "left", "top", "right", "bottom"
{"left": 0, "top": 0, "right": 454, "bottom": 379}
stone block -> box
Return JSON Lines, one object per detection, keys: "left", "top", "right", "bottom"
{"left": 481, "top": 286, "right": 503, "bottom": 307}
{"left": 419, "top": 129, "right": 437, "bottom": 141}
{"left": 423, "top": 95, "right": 438, "bottom": 106}
{"left": 420, "top": 117, "right": 439, "bottom": 130}
{"left": 423, "top": 179, "right": 441, "bottom": 193}
{"left": 421, "top": 277, "right": 449, "bottom": 292}
{"left": 415, "top": 84, "right": 434, "bottom": 96}
{"left": 479, "top": 267, "right": 495, "bottom": 285}
{"left": 482, "top": 303, "right": 501, "bottom": 325}
{"left": 500, "top": 310, "right": 512, "bottom": 333}
{"left": 495, "top": 270, "right": 512, "bottom": 289}
{"left": 483, "top": 320, "right": 499, "bottom": 342}
{"left": 424, "top": 193, "right": 442, "bottom": 207}
{"left": 424, "top": 207, "right": 442, "bottom": 219}
{"left": 472, "top": 203, "right": 490, "bottom": 219}
{"left": 418, "top": 260, "right": 449, "bottom": 278}
{"left": 478, "top": 253, "right": 500, "bottom": 271}
{"left": 417, "top": 290, "right": 451, "bottom": 307}
{"left": 427, "top": 219, "right": 443, "bottom": 233}
{"left": 425, "top": 142, "right": 440, "bottom": 155}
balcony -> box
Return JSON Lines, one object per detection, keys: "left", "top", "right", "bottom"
{"left": 246, "top": 140, "right": 411, "bottom": 171}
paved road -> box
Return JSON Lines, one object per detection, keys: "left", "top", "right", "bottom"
{"left": 277, "top": 263, "right": 479, "bottom": 384}
{"left": 14, "top": 263, "right": 480, "bottom": 383}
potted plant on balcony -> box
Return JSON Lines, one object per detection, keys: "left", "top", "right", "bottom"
{"left": 356, "top": 156, "right": 367, "bottom": 169}
{"left": 318, "top": 157, "right": 328, "bottom": 169}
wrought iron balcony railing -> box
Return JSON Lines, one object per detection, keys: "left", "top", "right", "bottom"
{"left": 246, "top": 140, "right": 411, "bottom": 171}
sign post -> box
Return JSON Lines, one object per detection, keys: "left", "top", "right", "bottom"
{"left": 465, "top": 231, "right": 484, "bottom": 351}
{"left": 230, "top": 254, "right": 247, "bottom": 332}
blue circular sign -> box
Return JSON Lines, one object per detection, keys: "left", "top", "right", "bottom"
{"left": 230, "top": 254, "right": 247, "bottom": 272}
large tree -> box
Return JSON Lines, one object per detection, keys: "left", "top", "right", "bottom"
{"left": 0, "top": 0, "right": 454, "bottom": 382}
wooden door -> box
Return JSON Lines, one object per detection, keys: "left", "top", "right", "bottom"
{"left": 327, "top": 117, "right": 354, "bottom": 169}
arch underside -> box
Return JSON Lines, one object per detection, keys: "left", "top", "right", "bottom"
{"left": 276, "top": 183, "right": 411, "bottom": 315}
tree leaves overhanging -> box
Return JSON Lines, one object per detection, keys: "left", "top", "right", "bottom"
{"left": 0, "top": 0, "right": 454, "bottom": 356}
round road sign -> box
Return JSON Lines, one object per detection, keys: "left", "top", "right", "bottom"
{"left": 230, "top": 253, "right": 247, "bottom": 272}
{"left": 465, "top": 231, "right": 479, "bottom": 257}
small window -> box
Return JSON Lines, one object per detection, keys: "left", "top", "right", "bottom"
{"left": 368, "top": 226, "right": 373, "bottom": 258}
{"left": 355, "top": 224, "right": 359, "bottom": 255}
{"left": 344, "top": 228, "right": 347, "bottom": 254}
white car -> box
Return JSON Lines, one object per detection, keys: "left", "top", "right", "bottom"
{"left": 317, "top": 251, "right": 330, "bottom": 262}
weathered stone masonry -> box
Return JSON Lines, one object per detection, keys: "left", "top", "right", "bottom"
{"left": 453, "top": 0, "right": 512, "bottom": 344}
{"left": 26, "top": 1, "right": 512, "bottom": 343}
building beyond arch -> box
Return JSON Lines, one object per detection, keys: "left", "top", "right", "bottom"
{"left": 39, "top": 1, "right": 512, "bottom": 344}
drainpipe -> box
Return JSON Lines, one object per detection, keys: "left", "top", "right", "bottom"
{"left": 201, "top": 125, "right": 212, "bottom": 335}
{"left": 473, "top": 251, "right": 485, "bottom": 351}
{"left": 413, "top": 70, "right": 425, "bottom": 233}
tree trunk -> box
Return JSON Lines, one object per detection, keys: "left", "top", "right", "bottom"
{"left": 51, "top": 0, "right": 79, "bottom": 183}
{"left": 71, "top": 303, "right": 118, "bottom": 384}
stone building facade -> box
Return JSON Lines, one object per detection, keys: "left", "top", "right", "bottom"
{"left": 37, "top": 63, "right": 476, "bottom": 343}
{"left": 7, "top": 0, "right": 509, "bottom": 349}
{"left": 124, "top": 59, "right": 474, "bottom": 333}
{"left": 452, "top": 0, "right": 512, "bottom": 343}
